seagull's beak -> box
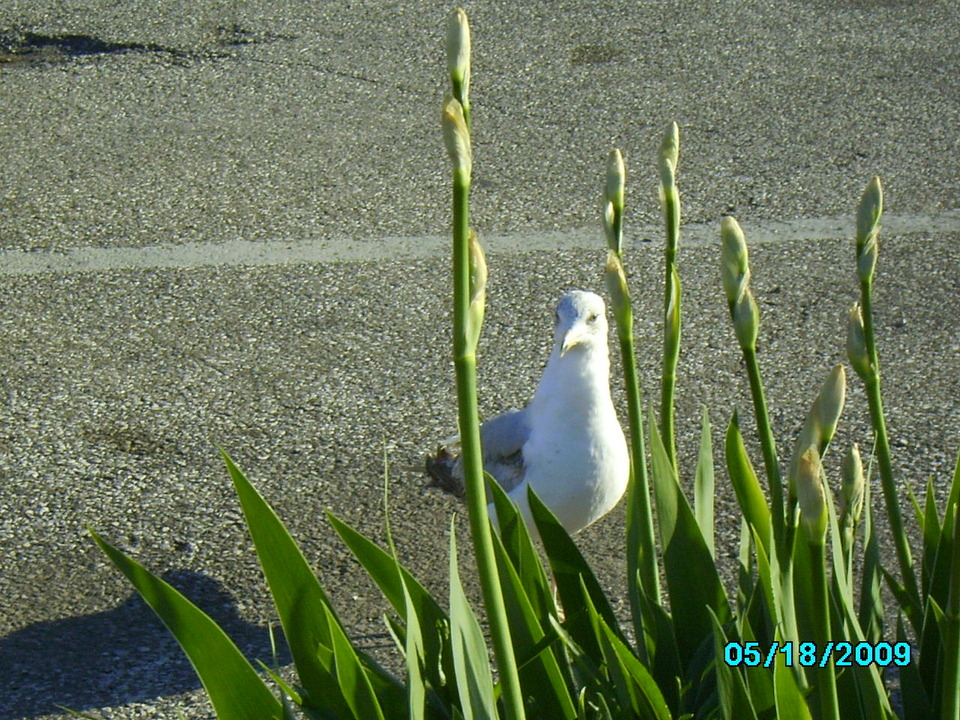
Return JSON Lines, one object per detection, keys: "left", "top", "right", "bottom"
{"left": 561, "top": 323, "right": 590, "bottom": 356}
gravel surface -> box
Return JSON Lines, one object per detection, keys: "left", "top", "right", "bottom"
{"left": 1, "top": 1, "right": 959, "bottom": 718}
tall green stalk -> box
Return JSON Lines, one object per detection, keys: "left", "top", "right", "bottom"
{"left": 603, "top": 149, "right": 660, "bottom": 643}
{"left": 444, "top": 12, "right": 525, "bottom": 719}
{"left": 847, "top": 176, "right": 921, "bottom": 623}
{"left": 658, "top": 123, "right": 681, "bottom": 469}
{"left": 720, "top": 217, "right": 784, "bottom": 555}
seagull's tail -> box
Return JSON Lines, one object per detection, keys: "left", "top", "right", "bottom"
{"left": 425, "top": 447, "right": 466, "bottom": 498}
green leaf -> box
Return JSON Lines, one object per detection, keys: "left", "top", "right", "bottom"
{"left": 325, "top": 603, "right": 387, "bottom": 720}
{"left": 919, "top": 478, "right": 941, "bottom": 598}
{"left": 90, "top": 530, "right": 283, "bottom": 720}
{"left": 638, "top": 588, "right": 682, "bottom": 716}
{"left": 709, "top": 612, "right": 758, "bottom": 720}
{"left": 448, "top": 518, "right": 498, "bottom": 720}
{"left": 649, "top": 408, "right": 731, "bottom": 667}
{"left": 694, "top": 407, "right": 716, "bottom": 559}
{"left": 528, "top": 487, "right": 622, "bottom": 659}
{"left": 725, "top": 413, "right": 773, "bottom": 558}
{"left": 489, "top": 474, "right": 556, "bottom": 621}
{"left": 487, "top": 514, "right": 577, "bottom": 719}
{"left": 327, "top": 511, "right": 456, "bottom": 709}
{"left": 916, "top": 594, "right": 945, "bottom": 706}
{"left": 857, "top": 458, "right": 884, "bottom": 645}
{"left": 596, "top": 616, "right": 672, "bottom": 719}
{"left": 399, "top": 575, "right": 427, "bottom": 720}
{"left": 824, "top": 482, "right": 894, "bottom": 720}
{"left": 772, "top": 639, "right": 812, "bottom": 720}
{"left": 928, "top": 449, "right": 960, "bottom": 612}
{"left": 222, "top": 451, "right": 353, "bottom": 718}
{"left": 750, "top": 526, "right": 779, "bottom": 637}
{"left": 897, "top": 614, "right": 933, "bottom": 720}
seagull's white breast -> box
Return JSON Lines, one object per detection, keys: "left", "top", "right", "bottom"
{"left": 519, "top": 345, "right": 629, "bottom": 534}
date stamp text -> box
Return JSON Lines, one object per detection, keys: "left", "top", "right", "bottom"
{"left": 723, "top": 641, "right": 911, "bottom": 668}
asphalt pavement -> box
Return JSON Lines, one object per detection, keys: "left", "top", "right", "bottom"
{"left": 1, "top": 1, "right": 959, "bottom": 718}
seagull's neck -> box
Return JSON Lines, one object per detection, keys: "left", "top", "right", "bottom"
{"left": 530, "top": 344, "right": 611, "bottom": 413}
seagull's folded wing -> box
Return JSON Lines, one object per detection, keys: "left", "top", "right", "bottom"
{"left": 479, "top": 407, "right": 529, "bottom": 457}
{"left": 479, "top": 407, "right": 529, "bottom": 492}
{"left": 427, "top": 407, "right": 530, "bottom": 495}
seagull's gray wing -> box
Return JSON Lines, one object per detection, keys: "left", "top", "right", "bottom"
{"left": 479, "top": 407, "right": 529, "bottom": 493}
{"left": 479, "top": 407, "right": 529, "bottom": 459}
{"left": 426, "top": 406, "right": 530, "bottom": 495}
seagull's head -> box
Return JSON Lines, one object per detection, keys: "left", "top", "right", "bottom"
{"left": 554, "top": 290, "right": 608, "bottom": 357}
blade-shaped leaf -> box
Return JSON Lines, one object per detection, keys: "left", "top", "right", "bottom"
{"left": 650, "top": 408, "right": 731, "bottom": 667}
{"left": 897, "top": 614, "right": 932, "bottom": 720}
{"left": 90, "top": 530, "right": 283, "bottom": 720}
{"left": 325, "top": 603, "right": 387, "bottom": 720}
{"left": 920, "top": 478, "right": 940, "bottom": 598}
{"left": 597, "top": 616, "right": 672, "bottom": 720}
{"left": 489, "top": 475, "right": 556, "bottom": 621}
{"left": 694, "top": 407, "right": 716, "bottom": 559}
{"left": 222, "top": 451, "right": 352, "bottom": 717}
{"left": 400, "top": 575, "right": 427, "bottom": 720}
{"left": 772, "top": 637, "right": 812, "bottom": 720}
{"left": 824, "top": 483, "right": 894, "bottom": 720}
{"left": 488, "top": 518, "right": 576, "bottom": 719}
{"left": 709, "top": 611, "right": 758, "bottom": 720}
{"left": 725, "top": 412, "right": 773, "bottom": 558}
{"left": 326, "top": 511, "right": 456, "bottom": 709}
{"left": 448, "top": 518, "right": 497, "bottom": 720}
{"left": 528, "top": 487, "right": 622, "bottom": 660}
{"left": 858, "top": 459, "right": 884, "bottom": 646}
{"left": 928, "top": 448, "right": 960, "bottom": 613}
{"left": 638, "top": 587, "right": 682, "bottom": 716}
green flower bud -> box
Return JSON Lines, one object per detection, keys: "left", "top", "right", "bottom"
{"left": 441, "top": 95, "right": 472, "bottom": 179}
{"left": 659, "top": 121, "right": 680, "bottom": 176}
{"left": 796, "top": 445, "right": 827, "bottom": 543}
{"left": 787, "top": 364, "right": 845, "bottom": 519}
{"left": 658, "top": 155, "right": 675, "bottom": 193}
{"left": 466, "top": 230, "right": 486, "bottom": 352}
{"left": 846, "top": 302, "right": 872, "bottom": 379}
{"left": 720, "top": 216, "right": 749, "bottom": 306}
{"left": 603, "top": 201, "right": 618, "bottom": 253}
{"left": 604, "top": 250, "right": 632, "bottom": 331}
{"left": 733, "top": 286, "right": 759, "bottom": 350}
{"left": 605, "top": 149, "right": 625, "bottom": 211}
{"left": 856, "top": 176, "right": 883, "bottom": 252}
{"left": 839, "top": 443, "right": 865, "bottom": 527}
{"left": 814, "top": 363, "right": 846, "bottom": 451}
{"left": 857, "top": 235, "right": 878, "bottom": 283}
{"left": 665, "top": 265, "right": 681, "bottom": 349}
{"left": 446, "top": 9, "right": 471, "bottom": 107}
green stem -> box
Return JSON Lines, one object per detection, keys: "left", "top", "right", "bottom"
{"left": 860, "top": 281, "right": 921, "bottom": 623}
{"left": 619, "top": 330, "right": 659, "bottom": 661}
{"left": 810, "top": 541, "right": 840, "bottom": 720}
{"left": 742, "top": 346, "right": 785, "bottom": 558}
{"left": 451, "top": 179, "right": 526, "bottom": 720}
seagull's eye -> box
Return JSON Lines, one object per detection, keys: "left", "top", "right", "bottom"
{"left": 587, "top": 313, "right": 599, "bottom": 324}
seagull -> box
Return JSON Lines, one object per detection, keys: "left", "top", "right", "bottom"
{"left": 427, "top": 290, "right": 629, "bottom": 538}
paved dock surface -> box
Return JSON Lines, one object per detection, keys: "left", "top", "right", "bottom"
{"left": 2, "top": 1, "right": 959, "bottom": 717}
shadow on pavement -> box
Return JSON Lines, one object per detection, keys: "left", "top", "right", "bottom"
{"left": 0, "top": 570, "right": 290, "bottom": 719}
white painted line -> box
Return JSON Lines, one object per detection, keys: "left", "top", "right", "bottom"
{"left": 1, "top": 210, "right": 958, "bottom": 275}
